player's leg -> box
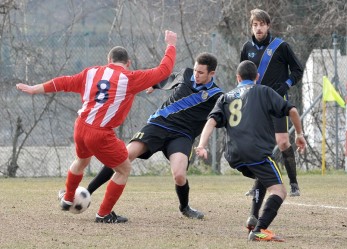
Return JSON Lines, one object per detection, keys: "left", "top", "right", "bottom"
{"left": 276, "top": 133, "right": 300, "bottom": 196}
{"left": 87, "top": 125, "right": 155, "bottom": 195}
{"left": 59, "top": 119, "right": 93, "bottom": 210}
{"left": 87, "top": 140, "right": 147, "bottom": 194}
{"left": 59, "top": 157, "right": 91, "bottom": 210}
{"left": 166, "top": 137, "right": 204, "bottom": 219}
{"left": 247, "top": 157, "right": 286, "bottom": 242}
{"left": 95, "top": 158, "right": 131, "bottom": 223}
{"left": 274, "top": 115, "right": 300, "bottom": 196}
{"left": 247, "top": 179, "right": 266, "bottom": 231}
{"left": 92, "top": 132, "right": 130, "bottom": 223}
{"left": 237, "top": 167, "right": 265, "bottom": 232}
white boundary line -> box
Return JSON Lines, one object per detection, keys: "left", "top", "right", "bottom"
{"left": 284, "top": 201, "right": 347, "bottom": 210}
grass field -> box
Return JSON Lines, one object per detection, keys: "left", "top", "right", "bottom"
{"left": 1, "top": 174, "right": 347, "bottom": 248}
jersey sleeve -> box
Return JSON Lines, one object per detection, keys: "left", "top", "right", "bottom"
{"left": 43, "top": 70, "right": 86, "bottom": 93}
{"left": 128, "top": 45, "right": 176, "bottom": 93}
{"left": 153, "top": 68, "right": 190, "bottom": 90}
{"left": 208, "top": 95, "right": 227, "bottom": 128}
{"left": 265, "top": 87, "right": 295, "bottom": 117}
{"left": 281, "top": 42, "right": 303, "bottom": 86}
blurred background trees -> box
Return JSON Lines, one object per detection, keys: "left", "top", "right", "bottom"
{"left": 0, "top": 0, "right": 346, "bottom": 177}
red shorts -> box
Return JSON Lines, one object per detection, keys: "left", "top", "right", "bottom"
{"left": 73, "top": 118, "right": 128, "bottom": 168}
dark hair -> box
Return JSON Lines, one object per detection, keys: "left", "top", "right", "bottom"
{"left": 195, "top": 52, "right": 218, "bottom": 72}
{"left": 108, "top": 46, "right": 129, "bottom": 64}
{"left": 237, "top": 60, "right": 258, "bottom": 81}
{"left": 249, "top": 8, "right": 271, "bottom": 26}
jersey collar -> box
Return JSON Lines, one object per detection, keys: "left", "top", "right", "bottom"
{"left": 237, "top": 79, "right": 255, "bottom": 87}
{"left": 191, "top": 74, "right": 214, "bottom": 90}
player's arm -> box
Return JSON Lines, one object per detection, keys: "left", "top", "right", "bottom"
{"left": 16, "top": 82, "right": 46, "bottom": 94}
{"left": 288, "top": 107, "right": 306, "bottom": 154}
{"left": 284, "top": 43, "right": 303, "bottom": 87}
{"left": 195, "top": 118, "right": 217, "bottom": 160}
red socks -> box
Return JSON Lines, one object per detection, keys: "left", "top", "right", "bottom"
{"left": 64, "top": 170, "right": 83, "bottom": 202}
{"left": 97, "top": 180, "right": 125, "bottom": 217}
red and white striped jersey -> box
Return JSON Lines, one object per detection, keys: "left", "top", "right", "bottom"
{"left": 43, "top": 45, "right": 176, "bottom": 128}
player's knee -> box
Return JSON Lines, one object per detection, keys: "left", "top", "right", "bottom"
{"left": 173, "top": 173, "right": 186, "bottom": 185}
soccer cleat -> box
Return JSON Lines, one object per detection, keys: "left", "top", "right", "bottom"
{"left": 245, "top": 188, "right": 255, "bottom": 196}
{"left": 95, "top": 211, "right": 128, "bottom": 223}
{"left": 246, "top": 215, "right": 258, "bottom": 233}
{"left": 181, "top": 205, "right": 204, "bottom": 219}
{"left": 58, "top": 189, "right": 72, "bottom": 211}
{"left": 248, "top": 229, "right": 285, "bottom": 242}
{"left": 289, "top": 183, "right": 300, "bottom": 197}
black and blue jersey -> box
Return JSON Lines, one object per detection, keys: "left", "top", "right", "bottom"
{"left": 148, "top": 68, "right": 223, "bottom": 141}
{"left": 209, "top": 80, "right": 294, "bottom": 167}
{"left": 240, "top": 33, "right": 303, "bottom": 89}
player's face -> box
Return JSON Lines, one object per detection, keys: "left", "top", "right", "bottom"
{"left": 193, "top": 63, "right": 214, "bottom": 85}
{"left": 251, "top": 20, "right": 269, "bottom": 42}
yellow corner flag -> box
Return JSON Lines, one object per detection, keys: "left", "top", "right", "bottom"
{"left": 323, "top": 76, "right": 345, "bottom": 108}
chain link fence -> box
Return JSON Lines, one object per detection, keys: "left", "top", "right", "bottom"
{"left": 1, "top": 31, "right": 346, "bottom": 177}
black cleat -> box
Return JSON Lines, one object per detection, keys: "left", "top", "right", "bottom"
{"left": 95, "top": 211, "right": 128, "bottom": 223}
{"left": 289, "top": 183, "right": 300, "bottom": 197}
{"left": 181, "top": 205, "right": 204, "bottom": 219}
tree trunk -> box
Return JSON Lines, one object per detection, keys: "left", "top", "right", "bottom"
{"left": 8, "top": 117, "right": 23, "bottom": 177}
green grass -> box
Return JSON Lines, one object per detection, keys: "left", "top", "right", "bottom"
{"left": 0, "top": 174, "right": 347, "bottom": 248}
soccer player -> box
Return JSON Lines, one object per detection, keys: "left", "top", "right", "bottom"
{"left": 16, "top": 30, "right": 177, "bottom": 223}
{"left": 87, "top": 52, "right": 223, "bottom": 219}
{"left": 195, "top": 60, "right": 306, "bottom": 241}
{"left": 240, "top": 8, "right": 304, "bottom": 197}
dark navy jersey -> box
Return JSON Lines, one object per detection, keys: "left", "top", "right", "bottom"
{"left": 240, "top": 33, "right": 303, "bottom": 89}
{"left": 209, "top": 81, "right": 294, "bottom": 167}
{"left": 148, "top": 68, "right": 223, "bottom": 141}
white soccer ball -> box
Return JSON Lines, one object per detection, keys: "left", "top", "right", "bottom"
{"left": 69, "top": 186, "right": 91, "bottom": 214}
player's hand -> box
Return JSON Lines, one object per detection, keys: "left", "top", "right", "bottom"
{"left": 165, "top": 30, "right": 177, "bottom": 46}
{"left": 16, "top": 83, "right": 36, "bottom": 94}
{"left": 295, "top": 136, "right": 306, "bottom": 154}
{"left": 195, "top": 146, "right": 208, "bottom": 160}
{"left": 146, "top": 87, "right": 155, "bottom": 94}
{"left": 274, "top": 82, "right": 289, "bottom": 96}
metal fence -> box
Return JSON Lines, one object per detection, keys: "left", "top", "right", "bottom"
{"left": 1, "top": 32, "right": 346, "bottom": 177}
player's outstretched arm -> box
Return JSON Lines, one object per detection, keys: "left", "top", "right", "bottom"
{"left": 16, "top": 83, "right": 45, "bottom": 95}
{"left": 195, "top": 118, "right": 217, "bottom": 159}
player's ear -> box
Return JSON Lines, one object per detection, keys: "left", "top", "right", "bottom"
{"left": 236, "top": 74, "right": 242, "bottom": 83}
{"left": 255, "top": 73, "right": 260, "bottom": 82}
{"left": 126, "top": 60, "right": 131, "bottom": 68}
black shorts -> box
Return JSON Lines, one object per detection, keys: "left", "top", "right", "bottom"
{"left": 129, "top": 124, "right": 193, "bottom": 160}
{"left": 233, "top": 157, "right": 283, "bottom": 188}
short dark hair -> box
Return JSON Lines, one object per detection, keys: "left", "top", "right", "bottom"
{"left": 108, "top": 46, "right": 129, "bottom": 64}
{"left": 249, "top": 8, "right": 271, "bottom": 26}
{"left": 195, "top": 52, "right": 218, "bottom": 72}
{"left": 237, "top": 60, "right": 258, "bottom": 81}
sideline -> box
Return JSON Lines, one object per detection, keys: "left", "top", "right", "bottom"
{"left": 284, "top": 201, "right": 347, "bottom": 210}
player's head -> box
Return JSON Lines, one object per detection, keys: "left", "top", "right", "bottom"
{"left": 195, "top": 52, "right": 218, "bottom": 72}
{"left": 108, "top": 46, "right": 130, "bottom": 65}
{"left": 193, "top": 52, "right": 217, "bottom": 85}
{"left": 250, "top": 9, "right": 271, "bottom": 41}
{"left": 236, "top": 60, "right": 258, "bottom": 82}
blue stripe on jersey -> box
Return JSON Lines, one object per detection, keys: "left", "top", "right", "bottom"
{"left": 149, "top": 87, "right": 222, "bottom": 120}
{"left": 256, "top": 37, "right": 283, "bottom": 85}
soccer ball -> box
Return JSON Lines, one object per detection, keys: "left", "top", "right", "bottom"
{"left": 69, "top": 186, "right": 91, "bottom": 214}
